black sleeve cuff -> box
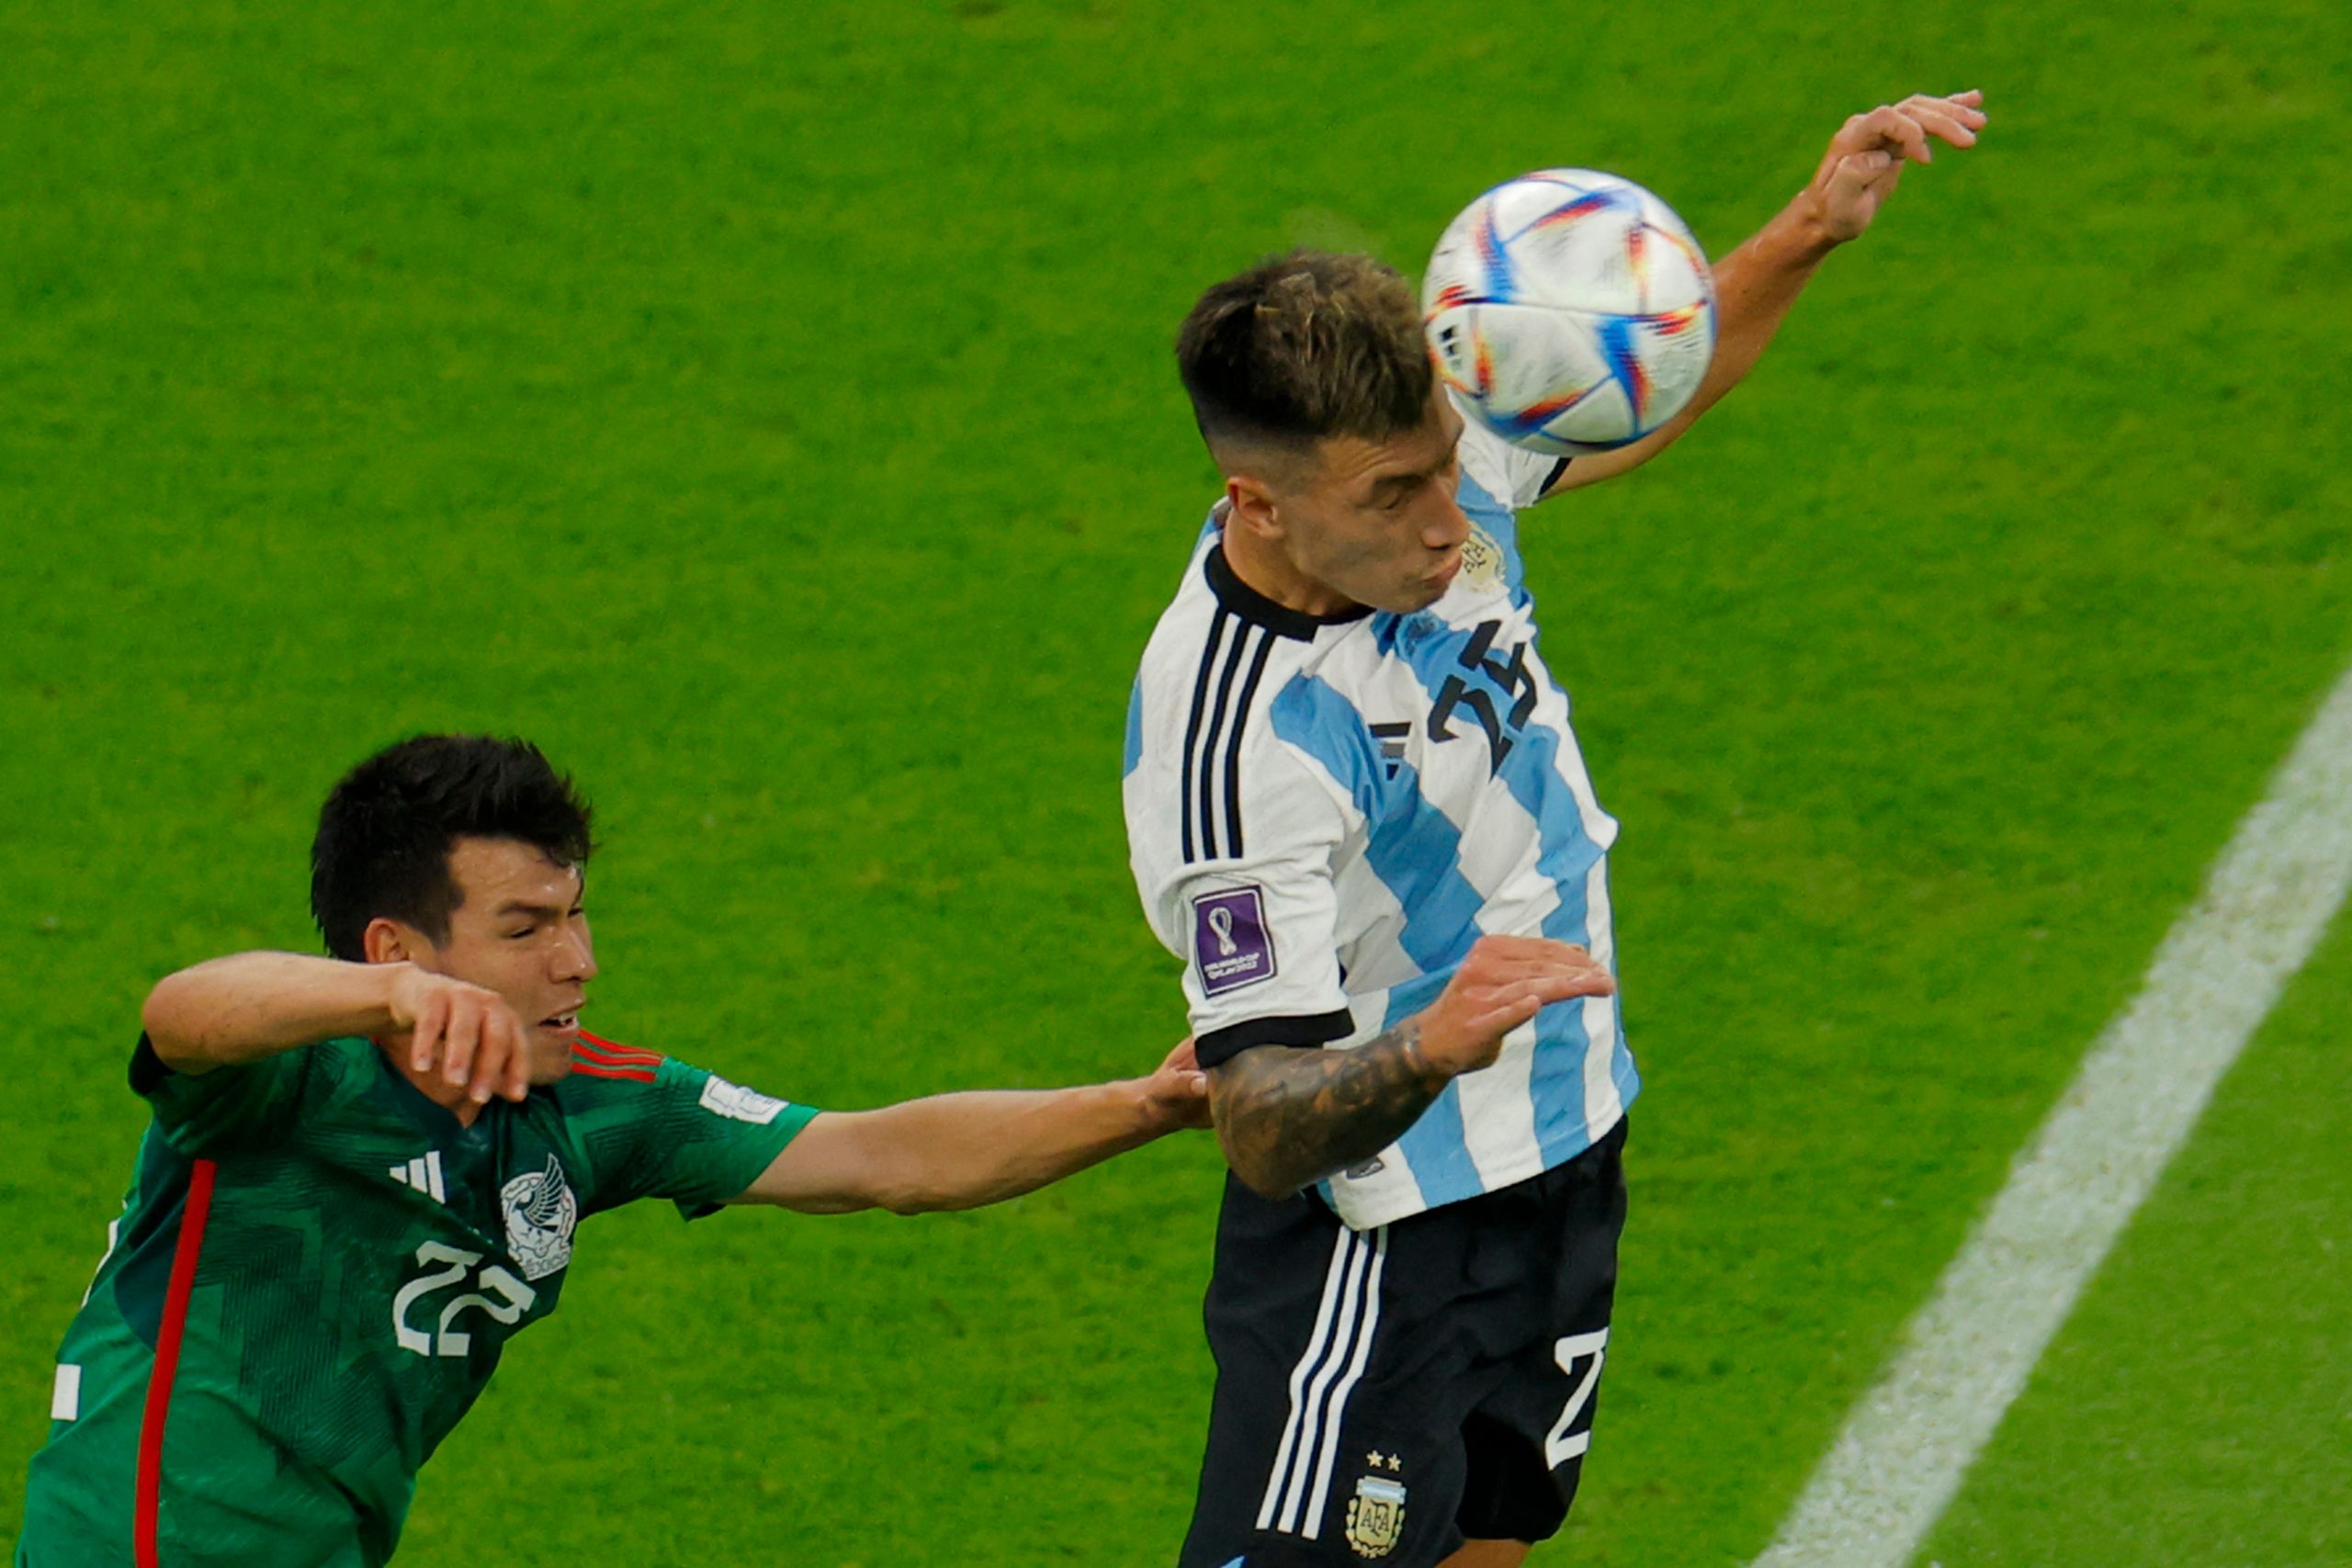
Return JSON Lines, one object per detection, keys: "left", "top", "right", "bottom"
{"left": 130, "top": 1032, "right": 174, "bottom": 1095}
{"left": 1541, "top": 457, "right": 1573, "bottom": 497}
{"left": 1195, "top": 1008, "right": 1356, "bottom": 1070}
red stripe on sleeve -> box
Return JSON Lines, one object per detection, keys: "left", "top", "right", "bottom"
{"left": 135, "top": 1156, "right": 218, "bottom": 1568}
{"left": 576, "top": 1032, "right": 662, "bottom": 1065}
{"left": 575, "top": 1042, "right": 660, "bottom": 1064}
{"left": 570, "top": 1060, "right": 659, "bottom": 1082}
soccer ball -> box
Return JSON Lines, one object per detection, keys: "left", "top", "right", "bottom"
{"left": 1422, "top": 169, "right": 1717, "bottom": 456}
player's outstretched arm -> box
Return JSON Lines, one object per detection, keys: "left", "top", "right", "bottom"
{"left": 731, "top": 1040, "right": 1212, "bottom": 1215}
{"left": 1208, "top": 937, "right": 1614, "bottom": 1200}
{"left": 1548, "top": 90, "right": 1987, "bottom": 495}
{"left": 143, "top": 952, "right": 534, "bottom": 1103}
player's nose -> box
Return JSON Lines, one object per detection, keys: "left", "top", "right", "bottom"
{"left": 1422, "top": 495, "right": 1470, "bottom": 551}
{"left": 553, "top": 927, "right": 597, "bottom": 983}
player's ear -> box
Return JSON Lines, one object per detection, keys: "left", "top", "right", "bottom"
{"left": 363, "top": 918, "right": 424, "bottom": 966}
{"left": 1225, "top": 472, "right": 1284, "bottom": 540}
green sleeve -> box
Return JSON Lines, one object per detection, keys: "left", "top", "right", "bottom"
{"left": 129, "top": 1033, "right": 315, "bottom": 1156}
{"left": 579, "top": 1056, "right": 819, "bottom": 1219}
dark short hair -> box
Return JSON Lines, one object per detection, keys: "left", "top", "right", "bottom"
{"left": 1175, "top": 249, "right": 1433, "bottom": 456}
{"left": 311, "top": 735, "right": 594, "bottom": 961}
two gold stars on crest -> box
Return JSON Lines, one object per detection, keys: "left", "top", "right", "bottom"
{"left": 1364, "top": 1450, "right": 1405, "bottom": 1473}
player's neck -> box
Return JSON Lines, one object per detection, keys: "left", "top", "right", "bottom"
{"left": 1219, "top": 521, "right": 1362, "bottom": 619}
{"left": 375, "top": 1037, "right": 488, "bottom": 1128}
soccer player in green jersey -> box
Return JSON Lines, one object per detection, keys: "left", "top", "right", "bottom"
{"left": 15, "top": 734, "right": 1211, "bottom": 1568}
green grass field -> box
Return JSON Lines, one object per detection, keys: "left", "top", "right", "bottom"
{"left": 5, "top": 2, "right": 2348, "bottom": 1563}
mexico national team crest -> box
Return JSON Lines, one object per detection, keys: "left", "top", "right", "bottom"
{"left": 500, "top": 1156, "right": 578, "bottom": 1281}
{"left": 1344, "top": 1468, "right": 1408, "bottom": 1559}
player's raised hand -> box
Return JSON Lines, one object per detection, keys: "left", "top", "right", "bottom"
{"left": 1138, "top": 1036, "right": 1214, "bottom": 1131}
{"left": 1416, "top": 935, "right": 1615, "bottom": 1077}
{"left": 387, "top": 965, "right": 533, "bottom": 1105}
{"left": 1807, "top": 90, "right": 1986, "bottom": 244}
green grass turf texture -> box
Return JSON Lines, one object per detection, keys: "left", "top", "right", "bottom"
{"left": 1917, "top": 914, "right": 2352, "bottom": 1568}
{"left": 3, "top": 1, "right": 2346, "bottom": 1562}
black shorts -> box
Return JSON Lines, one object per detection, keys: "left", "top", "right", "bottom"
{"left": 1180, "top": 1119, "right": 1628, "bottom": 1567}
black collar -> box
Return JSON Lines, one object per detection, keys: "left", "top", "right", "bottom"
{"left": 1203, "top": 542, "right": 1374, "bottom": 642}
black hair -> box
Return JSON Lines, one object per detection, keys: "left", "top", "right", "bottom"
{"left": 1175, "top": 249, "right": 1433, "bottom": 454}
{"left": 310, "top": 735, "right": 594, "bottom": 961}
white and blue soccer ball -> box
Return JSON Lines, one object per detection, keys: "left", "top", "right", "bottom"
{"left": 1422, "top": 169, "right": 1717, "bottom": 456}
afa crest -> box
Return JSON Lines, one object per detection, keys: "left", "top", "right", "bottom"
{"left": 1458, "top": 525, "right": 1504, "bottom": 592}
{"left": 1343, "top": 1470, "right": 1407, "bottom": 1559}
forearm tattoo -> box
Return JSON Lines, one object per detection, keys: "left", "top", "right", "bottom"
{"left": 1208, "top": 1021, "right": 1450, "bottom": 1198}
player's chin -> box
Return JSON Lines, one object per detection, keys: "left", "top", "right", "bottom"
{"left": 531, "top": 1020, "right": 582, "bottom": 1079}
{"left": 1397, "top": 556, "right": 1462, "bottom": 610}
{"left": 1389, "top": 579, "right": 1451, "bottom": 614}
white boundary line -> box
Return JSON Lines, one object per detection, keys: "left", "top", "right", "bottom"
{"left": 1754, "top": 660, "right": 2352, "bottom": 1568}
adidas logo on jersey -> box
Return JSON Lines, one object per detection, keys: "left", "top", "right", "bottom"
{"left": 389, "top": 1152, "right": 447, "bottom": 1203}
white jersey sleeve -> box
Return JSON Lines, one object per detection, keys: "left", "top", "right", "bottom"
{"left": 1150, "top": 736, "right": 1357, "bottom": 1067}
{"left": 1125, "top": 550, "right": 1363, "bottom": 1069}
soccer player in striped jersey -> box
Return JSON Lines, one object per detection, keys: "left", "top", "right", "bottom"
{"left": 16, "top": 734, "right": 1208, "bottom": 1568}
{"left": 1125, "top": 94, "right": 1986, "bottom": 1567}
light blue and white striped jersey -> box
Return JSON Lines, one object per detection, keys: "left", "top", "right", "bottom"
{"left": 1123, "top": 412, "right": 1639, "bottom": 1230}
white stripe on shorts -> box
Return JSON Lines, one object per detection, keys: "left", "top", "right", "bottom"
{"left": 1256, "top": 1224, "right": 1389, "bottom": 1537}
{"left": 1256, "top": 1227, "right": 1361, "bottom": 1531}
{"left": 1301, "top": 1226, "right": 1388, "bottom": 1540}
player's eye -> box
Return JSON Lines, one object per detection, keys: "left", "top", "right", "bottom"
{"left": 504, "top": 926, "right": 537, "bottom": 941}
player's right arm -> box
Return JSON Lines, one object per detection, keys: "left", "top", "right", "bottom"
{"left": 729, "top": 1039, "right": 1210, "bottom": 1215}
{"left": 1541, "top": 91, "right": 1986, "bottom": 497}
{"left": 1209, "top": 936, "right": 1614, "bottom": 1199}
{"left": 143, "top": 952, "right": 532, "bottom": 1103}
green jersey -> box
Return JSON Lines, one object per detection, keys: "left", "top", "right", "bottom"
{"left": 16, "top": 1030, "right": 816, "bottom": 1568}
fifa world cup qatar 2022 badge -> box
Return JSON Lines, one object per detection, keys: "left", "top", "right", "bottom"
{"left": 1343, "top": 1452, "right": 1408, "bottom": 1559}
{"left": 500, "top": 1156, "right": 578, "bottom": 1281}
{"left": 698, "top": 1074, "right": 789, "bottom": 1125}
{"left": 1193, "top": 886, "right": 1275, "bottom": 997}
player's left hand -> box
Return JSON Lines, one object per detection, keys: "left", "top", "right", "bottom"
{"left": 1139, "top": 1037, "right": 1214, "bottom": 1132}
{"left": 1807, "top": 90, "right": 1986, "bottom": 244}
